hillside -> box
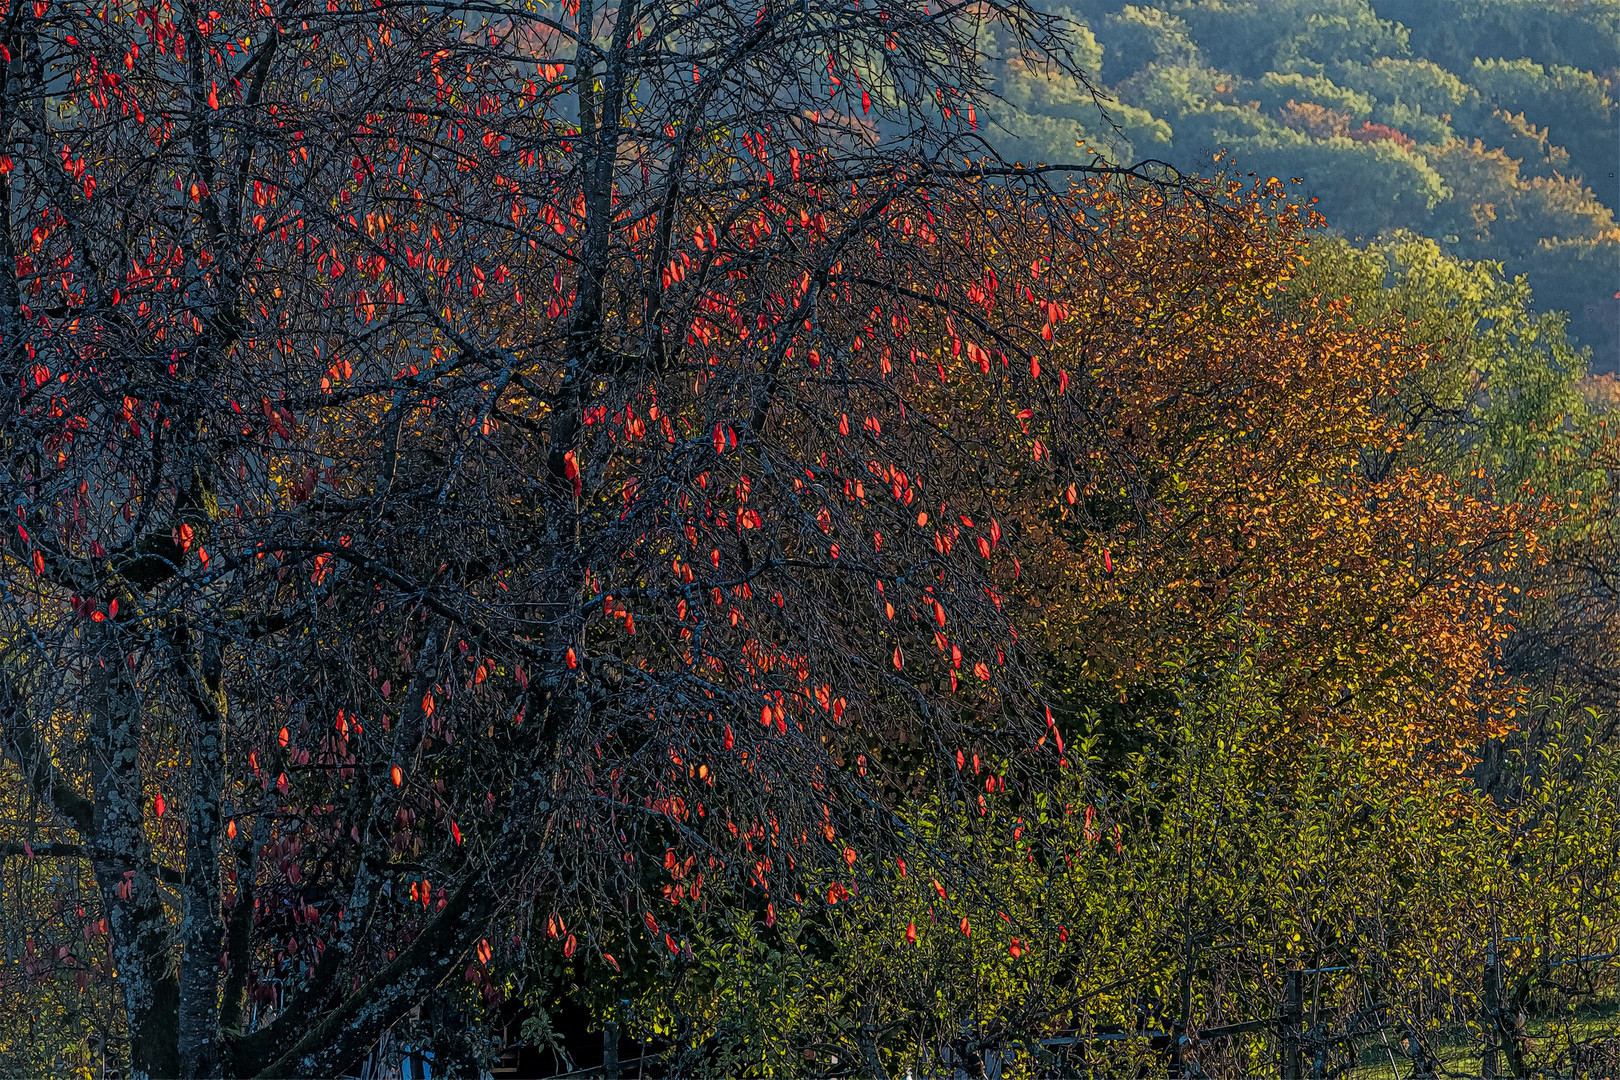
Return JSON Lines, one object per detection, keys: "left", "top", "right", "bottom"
{"left": 989, "top": 0, "right": 1620, "bottom": 368}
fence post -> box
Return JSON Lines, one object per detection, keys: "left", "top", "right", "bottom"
{"left": 1482, "top": 944, "right": 1500, "bottom": 1080}
{"left": 604, "top": 1020, "right": 620, "bottom": 1080}
{"left": 1281, "top": 969, "right": 1303, "bottom": 1080}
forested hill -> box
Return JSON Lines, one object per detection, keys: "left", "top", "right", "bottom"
{"left": 990, "top": 0, "right": 1620, "bottom": 369}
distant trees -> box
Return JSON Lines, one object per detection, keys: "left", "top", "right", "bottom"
{"left": 1467, "top": 58, "right": 1619, "bottom": 193}
{"left": 1382, "top": 0, "right": 1620, "bottom": 79}
{"left": 989, "top": 0, "right": 1620, "bottom": 367}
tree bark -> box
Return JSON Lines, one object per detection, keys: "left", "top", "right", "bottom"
{"left": 176, "top": 623, "right": 229, "bottom": 1080}
{"left": 89, "top": 623, "right": 181, "bottom": 1080}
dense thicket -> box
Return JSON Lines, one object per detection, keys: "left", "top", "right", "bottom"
{"left": 988, "top": 0, "right": 1620, "bottom": 371}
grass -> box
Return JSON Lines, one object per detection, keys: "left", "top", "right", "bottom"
{"left": 1346, "top": 1000, "right": 1619, "bottom": 1079}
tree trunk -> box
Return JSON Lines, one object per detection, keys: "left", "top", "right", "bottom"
{"left": 90, "top": 626, "right": 180, "bottom": 1080}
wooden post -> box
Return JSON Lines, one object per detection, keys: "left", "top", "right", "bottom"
{"left": 603, "top": 1021, "right": 620, "bottom": 1080}
{"left": 1281, "top": 969, "right": 1303, "bottom": 1080}
{"left": 1482, "top": 943, "right": 1500, "bottom": 1080}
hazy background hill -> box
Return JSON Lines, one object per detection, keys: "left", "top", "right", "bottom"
{"left": 986, "top": 0, "right": 1620, "bottom": 369}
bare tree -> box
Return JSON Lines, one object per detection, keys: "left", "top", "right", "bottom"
{"left": 0, "top": 0, "right": 1151, "bottom": 1074}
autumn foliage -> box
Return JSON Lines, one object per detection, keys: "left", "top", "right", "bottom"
{"left": 0, "top": 0, "right": 1589, "bottom": 1074}
{"left": 1005, "top": 182, "right": 1545, "bottom": 773}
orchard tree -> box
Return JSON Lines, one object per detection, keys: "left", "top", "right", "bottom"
{"left": 1001, "top": 186, "right": 1546, "bottom": 779}
{"left": 0, "top": 0, "right": 1172, "bottom": 1075}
